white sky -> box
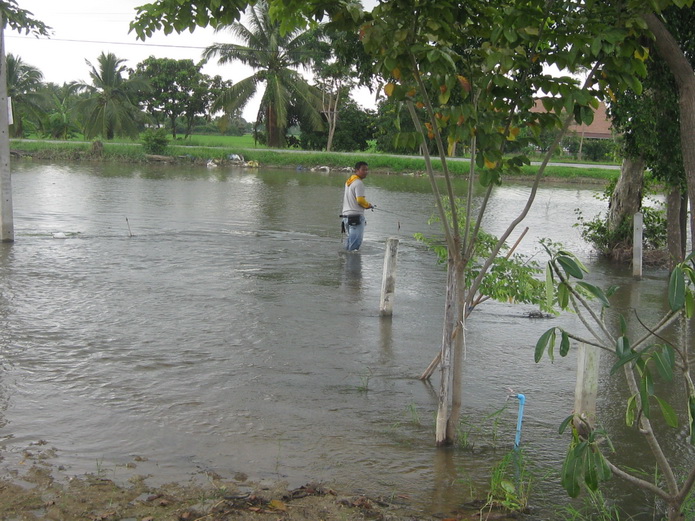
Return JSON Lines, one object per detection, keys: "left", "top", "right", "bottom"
{"left": 7, "top": 0, "right": 379, "bottom": 121}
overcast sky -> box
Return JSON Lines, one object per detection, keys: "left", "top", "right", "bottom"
{"left": 7, "top": 0, "right": 378, "bottom": 121}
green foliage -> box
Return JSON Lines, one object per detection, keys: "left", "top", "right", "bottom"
{"left": 134, "top": 57, "right": 231, "bottom": 140}
{"left": 537, "top": 243, "right": 695, "bottom": 512}
{"left": 299, "top": 101, "right": 376, "bottom": 151}
{"left": 6, "top": 54, "right": 45, "bottom": 138}
{"left": 1, "top": 0, "right": 51, "bottom": 36}
{"left": 484, "top": 450, "right": 533, "bottom": 514}
{"left": 574, "top": 181, "right": 667, "bottom": 255}
{"left": 563, "top": 137, "right": 617, "bottom": 163}
{"left": 141, "top": 128, "right": 170, "bottom": 155}
{"left": 202, "top": 1, "right": 325, "bottom": 148}
{"left": 559, "top": 419, "right": 613, "bottom": 498}
{"left": 76, "top": 52, "right": 150, "bottom": 140}
{"left": 416, "top": 199, "right": 551, "bottom": 313}
{"left": 558, "top": 488, "right": 628, "bottom": 520}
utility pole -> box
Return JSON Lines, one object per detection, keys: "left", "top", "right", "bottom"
{"left": 0, "top": 13, "right": 14, "bottom": 243}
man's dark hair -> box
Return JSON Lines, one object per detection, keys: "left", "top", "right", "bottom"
{"left": 354, "top": 161, "right": 368, "bottom": 170}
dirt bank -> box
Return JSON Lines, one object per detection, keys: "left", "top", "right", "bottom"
{"left": 0, "top": 441, "right": 524, "bottom": 521}
{"left": 2, "top": 465, "right": 518, "bottom": 521}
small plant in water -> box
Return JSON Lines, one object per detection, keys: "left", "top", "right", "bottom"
{"left": 482, "top": 449, "right": 532, "bottom": 515}
{"left": 558, "top": 488, "right": 630, "bottom": 520}
{"left": 405, "top": 402, "right": 420, "bottom": 425}
{"left": 356, "top": 367, "right": 373, "bottom": 393}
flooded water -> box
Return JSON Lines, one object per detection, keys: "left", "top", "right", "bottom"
{"left": 0, "top": 161, "right": 689, "bottom": 518}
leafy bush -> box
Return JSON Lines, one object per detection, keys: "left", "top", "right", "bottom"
{"left": 415, "top": 198, "right": 552, "bottom": 313}
{"left": 141, "top": 128, "right": 169, "bottom": 155}
{"left": 575, "top": 187, "right": 666, "bottom": 255}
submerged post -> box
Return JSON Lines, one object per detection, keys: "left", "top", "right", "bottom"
{"left": 632, "top": 211, "right": 643, "bottom": 279}
{"left": 0, "top": 19, "right": 14, "bottom": 243}
{"left": 379, "top": 237, "right": 399, "bottom": 316}
{"left": 574, "top": 342, "right": 600, "bottom": 431}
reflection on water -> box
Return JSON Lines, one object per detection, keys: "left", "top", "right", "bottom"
{"left": 0, "top": 161, "right": 690, "bottom": 517}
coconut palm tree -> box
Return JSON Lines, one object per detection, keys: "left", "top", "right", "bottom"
{"left": 7, "top": 54, "right": 45, "bottom": 137}
{"left": 76, "top": 52, "right": 149, "bottom": 140}
{"left": 203, "top": 1, "right": 324, "bottom": 148}
{"left": 42, "top": 82, "right": 82, "bottom": 140}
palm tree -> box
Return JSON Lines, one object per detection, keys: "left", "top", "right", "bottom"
{"left": 203, "top": 1, "right": 324, "bottom": 148}
{"left": 76, "top": 52, "right": 149, "bottom": 140}
{"left": 42, "top": 82, "right": 82, "bottom": 140}
{"left": 7, "top": 54, "right": 45, "bottom": 138}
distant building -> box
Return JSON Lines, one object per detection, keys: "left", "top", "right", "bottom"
{"left": 531, "top": 99, "right": 613, "bottom": 139}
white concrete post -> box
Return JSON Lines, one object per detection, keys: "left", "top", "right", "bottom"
{"left": 0, "top": 18, "right": 14, "bottom": 243}
{"left": 574, "top": 342, "right": 601, "bottom": 430}
{"left": 632, "top": 212, "right": 643, "bottom": 279}
{"left": 379, "top": 237, "right": 399, "bottom": 316}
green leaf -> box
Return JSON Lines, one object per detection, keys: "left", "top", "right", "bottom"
{"left": 611, "top": 337, "right": 637, "bottom": 375}
{"left": 545, "top": 263, "right": 554, "bottom": 310}
{"left": 626, "top": 394, "right": 637, "bottom": 426}
{"left": 560, "top": 331, "right": 570, "bottom": 357}
{"left": 615, "top": 335, "right": 630, "bottom": 358}
{"left": 561, "top": 442, "right": 586, "bottom": 498}
{"left": 535, "top": 327, "right": 556, "bottom": 363}
{"left": 669, "top": 266, "right": 686, "bottom": 311}
{"left": 557, "top": 255, "right": 584, "bottom": 279}
{"left": 640, "top": 371, "right": 652, "bottom": 418}
{"left": 576, "top": 282, "right": 610, "bottom": 308}
{"left": 597, "top": 449, "right": 612, "bottom": 481}
{"left": 559, "top": 414, "right": 574, "bottom": 434}
{"left": 686, "top": 291, "right": 694, "bottom": 319}
{"left": 654, "top": 396, "right": 678, "bottom": 428}
{"left": 558, "top": 282, "right": 569, "bottom": 309}
{"left": 584, "top": 447, "right": 599, "bottom": 491}
{"left": 653, "top": 346, "right": 675, "bottom": 381}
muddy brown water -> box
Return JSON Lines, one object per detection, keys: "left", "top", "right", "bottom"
{"left": 0, "top": 161, "right": 689, "bottom": 518}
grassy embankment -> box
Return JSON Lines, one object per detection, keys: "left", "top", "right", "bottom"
{"left": 10, "top": 134, "right": 619, "bottom": 183}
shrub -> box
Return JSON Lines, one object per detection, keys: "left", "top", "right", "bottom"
{"left": 141, "top": 128, "right": 169, "bottom": 155}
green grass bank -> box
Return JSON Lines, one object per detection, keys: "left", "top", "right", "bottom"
{"left": 10, "top": 137, "right": 619, "bottom": 184}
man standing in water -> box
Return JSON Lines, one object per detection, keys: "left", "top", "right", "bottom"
{"left": 341, "top": 161, "right": 374, "bottom": 251}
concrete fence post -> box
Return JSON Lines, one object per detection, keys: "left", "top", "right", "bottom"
{"left": 574, "top": 342, "right": 601, "bottom": 432}
{"left": 633, "top": 211, "right": 643, "bottom": 279}
{"left": 379, "top": 237, "right": 399, "bottom": 316}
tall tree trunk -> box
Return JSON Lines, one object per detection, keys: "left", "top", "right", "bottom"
{"left": 446, "top": 257, "right": 466, "bottom": 441}
{"left": 607, "top": 155, "right": 644, "bottom": 236}
{"left": 324, "top": 90, "right": 339, "bottom": 153}
{"left": 666, "top": 187, "right": 687, "bottom": 268}
{"left": 644, "top": 13, "right": 695, "bottom": 253}
{"left": 435, "top": 256, "right": 457, "bottom": 445}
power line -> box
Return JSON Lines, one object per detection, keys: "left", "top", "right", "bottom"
{"left": 6, "top": 35, "right": 321, "bottom": 55}
{"left": 6, "top": 34, "right": 209, "bottom": 50}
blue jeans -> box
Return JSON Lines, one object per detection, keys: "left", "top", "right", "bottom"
{"left": 343, "top": 215, "right": 366, "bottom": 251}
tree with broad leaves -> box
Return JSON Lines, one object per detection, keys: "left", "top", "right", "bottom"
{"left": 1, "top": 0, "right": 50, "bottom": 36}
{"left": 537, "top": 244, "right": 695, "bottom": 521}
{"left": 135, "top": 57, "right": 205, "bottom": 139}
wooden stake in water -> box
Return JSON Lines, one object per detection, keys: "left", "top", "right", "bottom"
{"left": 379, "top": 237, "right": 399, "bottom": 316}
{"left": 126, "top": 217, "right": 133, "bottom": 237}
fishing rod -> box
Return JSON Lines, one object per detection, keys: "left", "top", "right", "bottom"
{"left": 371, "top": 206, "right": 408, "bottom": 232}
{"left": 372, "top": 206, "right": 411, "bottom": 220}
